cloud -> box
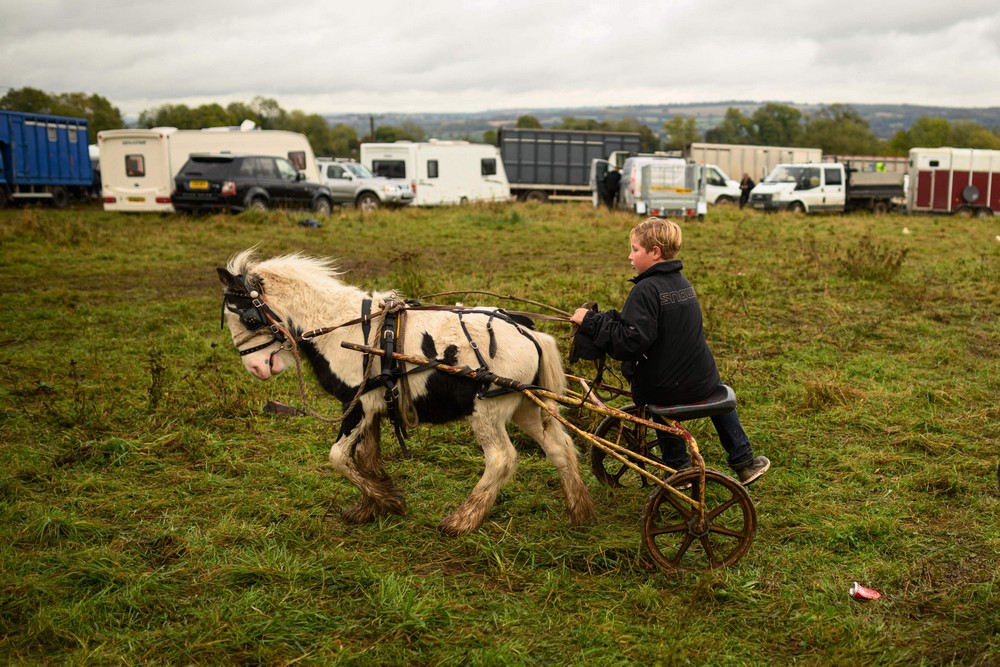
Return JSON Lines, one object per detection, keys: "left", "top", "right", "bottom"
{"left": 3, "top": 0, "right": 1000, "bottom": 116}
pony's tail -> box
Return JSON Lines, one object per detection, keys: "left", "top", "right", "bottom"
{"left": 534, "top": 332, "right": 567, "bottom": 405}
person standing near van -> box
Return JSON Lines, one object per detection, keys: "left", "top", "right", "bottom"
{"left": 739, "top": 173, "right": 755, "bottom": 209}
{"left": 570, "top": 217, "right": 770, "bottom": 485}
{"left": 603, "top": 166, "right": 622, "bottom": 210}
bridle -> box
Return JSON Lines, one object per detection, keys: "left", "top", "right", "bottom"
{"left": 221, "top": 276, "right": 289, "bottom": 356}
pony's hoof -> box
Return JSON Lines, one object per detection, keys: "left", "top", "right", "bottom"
{"left": 342, "top": 501, "right": 378, "bottom": 525}
{"left": 438, "top": 513, "right": 481, "bottom": 537}
{"left": 568, "top": 497, "right": 598, "bottom": 526}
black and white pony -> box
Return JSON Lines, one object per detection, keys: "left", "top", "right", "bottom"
{"left": 217, "top": 249, "right": 595, "bottom": 536}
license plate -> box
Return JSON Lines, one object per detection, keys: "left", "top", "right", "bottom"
{"left": 189, "top": 180, "right": 209, "bottom": 190}
{"left": 127, "top": 196, "right": 145, "bottom": 202}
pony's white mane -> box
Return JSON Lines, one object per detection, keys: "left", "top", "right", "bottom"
{"left": 227, "top": 249, "right": 345, "bottom": 290}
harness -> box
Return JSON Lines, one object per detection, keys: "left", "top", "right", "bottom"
{"left": 456, "top": 308, "right": 543, "bottom": 399}
{"left": 359, "top": 297, "right": 424, "bottom": 458}
{"left": 221, "top": 279, "right": 551, "bottom": 456}
{"left": 221, "top": 277, "right": 288, "bottom": 356}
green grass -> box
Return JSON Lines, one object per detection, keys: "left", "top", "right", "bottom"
{"left": 1, "top": 202, "right": 998, "bottom": 665}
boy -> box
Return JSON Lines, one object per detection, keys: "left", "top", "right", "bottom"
{"left": 570, "top": 217, "right": 769, "bottom": 485}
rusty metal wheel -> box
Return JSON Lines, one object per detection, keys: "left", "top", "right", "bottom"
{"left": 642, "top": 468, "right": 756, "bottom": 571}
{"left": 591, "top": 404, "right": 677, "bottom": 488}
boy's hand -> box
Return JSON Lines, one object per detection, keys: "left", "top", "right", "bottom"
{"left": 570, "top": 307, "right": 592, "bottom": 325}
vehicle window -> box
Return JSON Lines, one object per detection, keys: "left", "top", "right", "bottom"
{"left": 287, "top": 151, "right": 306, "bottom": 171}
{"left": 824, "top": 168, "right": 843, "bottom": 186}
{"left": 180, "top": 159, "right": 235, "bottom": 178}
{"left": 346, "top": 163, "right": 373, "bottom": 178}
{"left": 252, "top": 158, "right": 278, "bottom": 179}
{"left": 275, "top": 158, "right": 299, "bottom": 181}
{"left": 765, "top": 166, "right": 802, "bottom": 183}
{"left": 804, "top": 168, "right": 820, "bottom": 188}
{"left": 372, "top": 160, "right": 406, "bottom": 179}
{"left": 427, "top": 160, "right": 439, "bottom": 179}
{"left": 481, "top": 158, "right": 497, "bottom": 176}
{"left": 126, "top": 155, "right": 145, "bottom": 177}
{"left": 705, "top": 167, "right": 725, "bottom": 186}
{"left": 239, "top": 159, "right": 258, "bottom": 177}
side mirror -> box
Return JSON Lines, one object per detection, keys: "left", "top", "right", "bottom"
{"left": 296, "top": 172, "right": 306, "bottom": 181}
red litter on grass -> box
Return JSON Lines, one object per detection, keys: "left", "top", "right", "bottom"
{"left": 850, "top": 582, "right": 881, "bottom": 601}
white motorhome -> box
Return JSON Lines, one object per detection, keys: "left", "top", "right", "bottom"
{"left": 97, "top": 124, "right": 319, "bottom": 212}
{"left": 360, "top": 140, "right": 511, "bottom": 206}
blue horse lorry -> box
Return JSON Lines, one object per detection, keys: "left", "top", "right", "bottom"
{"left": 0, "top": 110, "right": 94, "bottom": 209}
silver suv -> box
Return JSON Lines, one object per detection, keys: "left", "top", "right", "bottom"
{"left": 316, "top": 158, "right": 413, "bottom": 211}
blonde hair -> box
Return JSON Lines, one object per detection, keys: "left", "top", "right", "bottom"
{"left": 631, "top": 217, "right": 682, "bottom": 260}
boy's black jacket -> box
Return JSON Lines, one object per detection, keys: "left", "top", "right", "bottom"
{"left": 578, "top": 259, "right": 720, "bottom": 407}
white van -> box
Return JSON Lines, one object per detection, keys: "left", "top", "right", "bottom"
{"left": 98, "top": 124, "right": 319, "bottom": 212}
{"left": 698, "top": 164, "right": 741, "bottom": 205}
{"left": 360, "top": 140, "right": 511, "bottom": 206}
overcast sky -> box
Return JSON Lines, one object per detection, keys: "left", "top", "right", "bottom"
{"left": 3, "top": 0, "right": 999, "bottom": 118}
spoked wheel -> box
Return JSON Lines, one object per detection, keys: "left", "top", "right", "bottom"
{"left": 642, "top": 468, "right": 756, "bottom": 571}
{"left": 591, "top": 404, "right": 676, "bottom": 488}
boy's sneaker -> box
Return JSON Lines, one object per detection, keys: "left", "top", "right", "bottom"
{"left": 735, "top": 456, "right": 770, "bottom": 486}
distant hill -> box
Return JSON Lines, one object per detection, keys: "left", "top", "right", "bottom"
{"left": 325, "top": 102, "right": 1000, "bottom": 143}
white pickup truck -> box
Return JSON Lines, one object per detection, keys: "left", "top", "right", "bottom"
{"left": 748, "top": 162, "right": 905, "bottom": 214}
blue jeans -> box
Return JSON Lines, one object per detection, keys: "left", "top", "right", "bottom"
{"left": 654, "top": 408, "right": 754, "bottom": 472}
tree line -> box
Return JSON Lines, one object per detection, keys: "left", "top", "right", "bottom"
{"left": 3, "top": 87, "right": 999, "bottom": 158}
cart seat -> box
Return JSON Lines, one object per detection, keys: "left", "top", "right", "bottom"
{"left": 648, "top": 384, "right": 736, "bottom": 421}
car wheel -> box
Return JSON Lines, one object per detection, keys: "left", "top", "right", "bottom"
{"left": 523, "top": 190, "right": 547, "bottom": 203}
{"left": 872, "top": 201, "right": 889, "bottom": 215}
{"left": 356, "top": 192, "right": 379, "bottom": 213}
{"left": 787, "top": 201, "right": 805, "bottom": 213}
{"left": 313, "top": 197, "right": 332, "bottom": 216}
{"left": 714, "top": 196, "right": 735, "bottom": 206}
{"left": 974, "top": 207, "right": 994, "bottom": 219}
{"left": 50, "top": 187, "right": 69, "bottom": 209}
{"left": 248, "top": 196, "right": 267, "bottom": 212}
{"left": 459, "top": 196, "right": 469, "bottom": 206}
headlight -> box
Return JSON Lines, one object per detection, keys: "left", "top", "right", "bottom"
{"left": 383, "top": 184, "right": 399, "bottom": 194}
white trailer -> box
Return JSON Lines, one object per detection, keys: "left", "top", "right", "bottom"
{"left": 360, "top": 140, "right": 511, "bottom": 206}
{"left": 687, "top": 142, "right": 822, "bottom": 182}
{"left": 97, "top": 125, "right": 319, "bottom": 212}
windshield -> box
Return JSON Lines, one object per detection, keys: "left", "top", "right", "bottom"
{"left": 344, "top": 162, "right": 374, "bottom": 178}
{"left": 764, "top": 166, "right": 806, "bottom": 183}
{"left": 764, "top": 165, "right": 821, "bottom": 187}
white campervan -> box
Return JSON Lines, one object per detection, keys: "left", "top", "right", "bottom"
{"left": 360, "top": 140, "right": 511, "bottom": 206}
{"left": 97, "top": 124, "right": 319, "bottom": 212}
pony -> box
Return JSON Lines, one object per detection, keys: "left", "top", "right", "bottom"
{"left": 217, "top": 249, "right": 596, "bottom": 536}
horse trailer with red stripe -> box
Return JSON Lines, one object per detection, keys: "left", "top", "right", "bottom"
{"left": 907, "top": 147, "right": 1000, "bottom": 218}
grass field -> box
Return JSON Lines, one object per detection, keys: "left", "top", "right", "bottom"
{"left": 1, "top": 202, "right": 998, "bottom": 665}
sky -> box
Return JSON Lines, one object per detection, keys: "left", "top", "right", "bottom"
{"left": 3, "top": 0, "right": 1000, "bottom": 119}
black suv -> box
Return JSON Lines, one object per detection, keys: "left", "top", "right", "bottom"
{"left": 171, "top": 154, "right": 334, "bottom": 215}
